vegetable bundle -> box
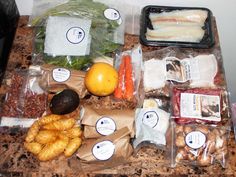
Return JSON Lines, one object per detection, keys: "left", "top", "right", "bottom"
{"left": 31, "top": 0, "right": 122, "bottom": 70}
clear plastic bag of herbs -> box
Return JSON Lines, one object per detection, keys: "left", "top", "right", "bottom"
{"left": 30, "top": 0, "right": 124, "bottom": 70}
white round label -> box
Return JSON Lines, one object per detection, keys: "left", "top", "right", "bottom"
{"left": 92, "top": 140, "right": 115, "bottom": 161}
{"left": 96, "top": 117, "right": 116, "bottom": 136}
{"left": 185, "top": 131, "right": 206, "bottom": 149}
{"left": 52, "top": 68, "right": 70, "bottom": 82}
{"left": 142, "top": 111, "right": 159, "bottom": 128}
{"left": 104, "top": 8, "right": 121, "bottom": 21}
{"left": 66, "top": 27, "right": 85, "bottom": 44}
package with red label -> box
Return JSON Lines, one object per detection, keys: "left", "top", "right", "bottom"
{"left": 171, "top": 87, "right": 230, "bottom": 125}
{"left": 171, "top": 123, "right": 230, "bottom": 168}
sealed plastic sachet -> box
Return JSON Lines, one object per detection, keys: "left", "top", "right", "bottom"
{"left": 171, "top": 122, "right": 230, "bottom": 168}
{"left": 143, "top": 47, "right": 226, "bottom": 97}
{"left": 113, "top": 45, "right": 143, "bottom": 104}
{"left": 29, "top": 0, "right": 124, "bottom": 70}
{"left": 133, "top": 107, "right": 170, "bottom": 149}
{"left": 1, "top": 68, "right": 47, "bottom": 119}
{"left": 171, "top": 86, "right": 230, "bottom": 125}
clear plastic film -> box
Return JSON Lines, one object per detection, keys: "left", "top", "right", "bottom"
{"left": 29, "top": 0, "right": 124, "bottom": 70}
{"left": 1, "top": 68, "right": 47, "bottom": 119}
{"left": 133, "top": 107, "right": 171, "bottom": 149}
{"left": 113, "top": 44, "right": 144, "bottom": 107}
{"left": 93, "top": 0, "right": 141, "bottom": 35}
{"left": 171, "top": 86, "right": 231, "bottom": 125}
{"left": 143, "top": 47, "right": 227, "bottom": 97}
{"left": 171, "top": 122, "right": 230, "bottom": 168}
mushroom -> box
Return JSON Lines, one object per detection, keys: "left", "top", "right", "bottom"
{"left": 183, "top": 126, "right": 193, "bottom": 134}
{"left": 188, "top": 153, "right": 197, "bottom": 161}
{"left": 197, "top": 152, "right": 213, "bottom": 166}
{"left": 215, "top": 136, "right": 225, "bottom": 150}
{"left": 196, "top": 126, "right": 209, "bottom": 135}
{"left": 175, "top": 133, "right": 186, "bottom": 147}
{"left": 212, "top": 129, "right": 220, "bottom": 136}
{"left": 215, "top": 147, "right": 228, "bottom": 163}
{"left": 205, "top": 140, "right": 216, "bottom": 154}
{"left": 175, "top": 148, "right": 187, "bottom": 162}
{"left": 175, "top": 125, "right": 184, "bottom": 134}
{"left": 207, "top": 132, "right": 216, "bottom": 143}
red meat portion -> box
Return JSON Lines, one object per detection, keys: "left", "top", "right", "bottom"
{"left": 172, "top": 87, "right": 226, "bottom": 124}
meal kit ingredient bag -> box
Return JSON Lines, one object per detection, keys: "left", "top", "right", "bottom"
{"left": 81, "top": 106, "right": 135, "bottom": 138}
{"left": 77, "top": 127, "right": 133, "bottom": 172}
{"left": 29, "top": 0, "right": 125, "bottom": 70}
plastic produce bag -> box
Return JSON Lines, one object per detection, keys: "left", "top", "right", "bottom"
{"left": 113, "top": 45, "right": 143, "bottom": 105}
{"left": 172, "top": 123, "right": 230, "bottom": 168}
{"left": 93, "top": 0, "right": 141, "bottom": 35}
{"left": 1, "top": 69, "right": 47, "bottom": 119}
{"left": 29, "top": 0, "right": 124, "bottom": 70}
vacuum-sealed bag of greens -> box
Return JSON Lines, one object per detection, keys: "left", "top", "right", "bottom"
{"left": 29, "top": 0, "right": 124, "bottom": 70}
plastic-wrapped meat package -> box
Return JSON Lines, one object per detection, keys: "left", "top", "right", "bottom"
{"left": 143, "top": 47, "right": 225, "bottom": 98}
{"left": 171, "top": 87, "right": 230, "bottom": 125}
{"left": 172, "top": 123, "right": 230, "bottom": 168}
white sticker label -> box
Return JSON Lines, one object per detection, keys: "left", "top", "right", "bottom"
{"left": 96, "top": 117, "right": 116, "bottom": 136}
{"left": 52, "top": 68, "right": 70, "bottom": 82}
{"left": 185, "top": 131, "right": 206, "bottom": 149}
{"left": 92, "top": 141, "right": 115, "bottom": 161}
{"left": 104, "top": 8, "right": 121, "bottom": 21}
{"left": 66, "top": 27, "right": 85, "bottom": 44}
{"left": 180, "top": 93, "right": 221, "bottom": 121}
{"left": 142, "top": 111, "right": 159, "bottom": 128}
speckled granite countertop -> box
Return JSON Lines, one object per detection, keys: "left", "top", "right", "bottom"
{"left": 0, "top": 16, "right": 236, "bottom": 177}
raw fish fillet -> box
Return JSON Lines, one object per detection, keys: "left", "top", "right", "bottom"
{"left": 146, "top": 26, "right": 205, "bottom": 42}
{"left": 149, "top": 10, "right": 208, "bottom": 28}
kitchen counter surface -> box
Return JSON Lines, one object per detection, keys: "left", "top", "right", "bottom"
{"left": 0, "top": 16, "right": 236, "bottom": 177}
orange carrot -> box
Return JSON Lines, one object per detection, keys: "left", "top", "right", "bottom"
{"left": 124, "top": 55, "right": 134, "bottom": 100}
{"left": 114, "top": 56, "right": 126, "bottom": 99}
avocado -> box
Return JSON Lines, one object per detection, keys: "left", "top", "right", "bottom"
{"left": 50, "top": 89, "right": 80, "bottom": 115}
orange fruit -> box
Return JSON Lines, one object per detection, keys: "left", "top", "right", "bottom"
{"left": 85, "top": 62, "right": 118, "bottom": 96}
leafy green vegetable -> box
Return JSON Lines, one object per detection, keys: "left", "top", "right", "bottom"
{"left": 31, "top": 0, "right": 122, "bottom": 70}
